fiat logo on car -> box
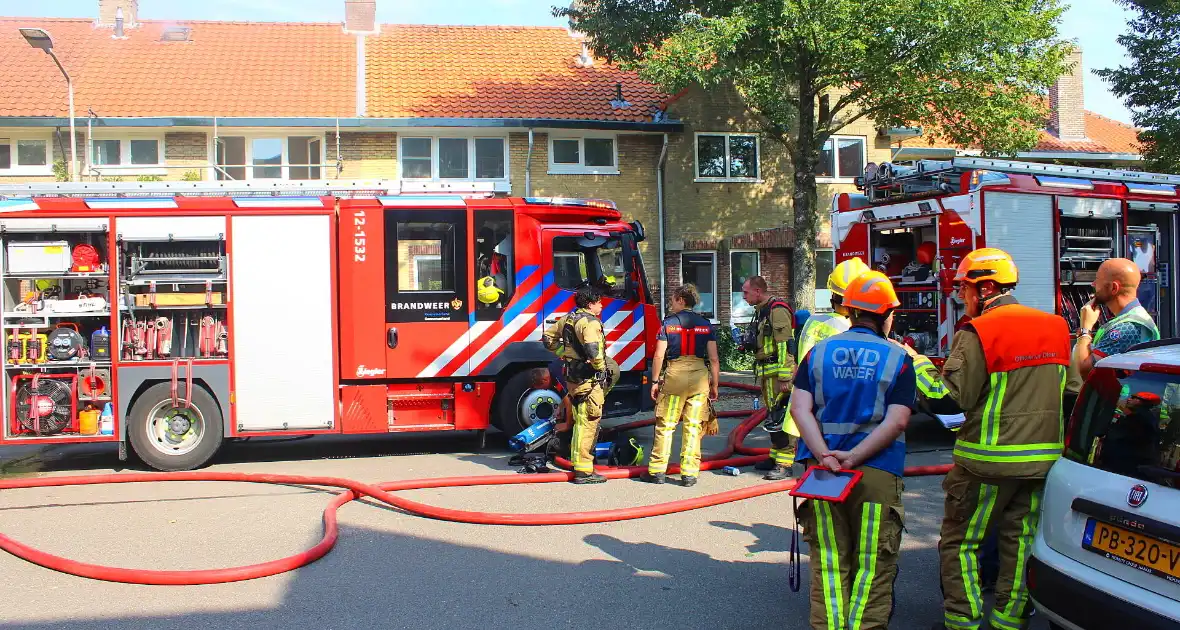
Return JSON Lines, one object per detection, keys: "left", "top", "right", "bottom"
{"left": 1128, "top": 484, "right": 1149, "bottom": 508}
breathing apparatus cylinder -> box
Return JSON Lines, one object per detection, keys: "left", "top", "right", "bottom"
{"left": 508, "top": 418, "right": 557, "bottom": 452}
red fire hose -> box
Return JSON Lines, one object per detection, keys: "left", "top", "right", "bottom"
{"left": 0, "top": 381, "right": 953, "bottom": 586}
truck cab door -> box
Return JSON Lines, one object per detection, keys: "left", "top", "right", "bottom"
{"left": 541, "top": 229, "right": 648, "bottom": 417}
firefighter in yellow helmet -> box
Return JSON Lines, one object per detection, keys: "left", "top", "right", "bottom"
{"left": 791, "top": 270, "right": 914, "bottom": 630}
{"left": 900, "top": 248, "right": 1070, "bottom": 630}
{"left": 756, "top": 257, "right": 870, "bottom": 481}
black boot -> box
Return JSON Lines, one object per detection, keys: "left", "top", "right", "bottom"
{"left": 572, "top": 471, "right": 607, "bottom": 484}
{"left": 763, "top": 465, "right": 791, "bottom": 481}
{"left": 640, "top": 472, "right": 666, "bottom": 484}
{"left": 754, "top": 458, "right": 776, "bottom": 471}
{"left": 681, "top": 475, "right": 698, "bottom": 487}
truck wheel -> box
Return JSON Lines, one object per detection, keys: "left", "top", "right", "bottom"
{"left": 494, "top": 369, "right": 562, "bottom": 435}
{"left": 128, "top": 382, "right": 224, "bottom": 471}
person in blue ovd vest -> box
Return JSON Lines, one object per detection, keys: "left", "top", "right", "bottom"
{"left": 790, "top": 270, "right": 916, "bottom": 630}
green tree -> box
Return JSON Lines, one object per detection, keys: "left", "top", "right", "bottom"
{"left": 557, "top": 0, "right": 1072, "bottom": 308}
{"left": 1095, "top": 1, "right": 1180, "bottom": 172}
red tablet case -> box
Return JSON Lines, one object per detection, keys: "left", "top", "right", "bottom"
{"left": 788, "top": 465, "right": 863, "bottom": 503}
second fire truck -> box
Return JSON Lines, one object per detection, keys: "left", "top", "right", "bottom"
{"left": 831, "top": 157, "right": 1180, "bottom": 360}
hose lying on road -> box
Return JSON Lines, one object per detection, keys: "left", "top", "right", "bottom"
{"left": 0, "top": 381, "right": 953, "bottom": 586}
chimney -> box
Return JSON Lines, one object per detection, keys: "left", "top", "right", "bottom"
{"left": 344, "top": 0, "right": 377, "bottom": 34}
{"left": 1050, "top": 47, "right": 1087, "bottom": 141}
{"left": 97, "top": 0, "right": 137, "bottom": 28}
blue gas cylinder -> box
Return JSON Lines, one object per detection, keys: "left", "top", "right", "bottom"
{"left": 508, "top": 418, "right": 556, "bottom": 452}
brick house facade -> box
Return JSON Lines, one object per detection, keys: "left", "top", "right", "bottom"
{"left": 0, "top": 1, "right": 1147, "bottom": 328}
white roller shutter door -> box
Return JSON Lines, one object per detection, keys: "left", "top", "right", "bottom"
{"left": 982, "top": 192, "right": 1055, "bottom": 314}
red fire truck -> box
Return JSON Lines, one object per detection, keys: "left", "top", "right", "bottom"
{"left": 831, "top": 157, "right": 1180, "bottom": 359}
{"left": 0, "top": 181, "right": 656, "bottom": 470}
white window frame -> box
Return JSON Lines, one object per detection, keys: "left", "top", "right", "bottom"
{"left": 680, "top": 250, "right": 719, "bottom": 323}
{"left": 209, "top": 132, "right": 328, "bottom": 181}
{"left": 816, "top": 135, "right": 867, "bottom": 184}
{"left": 397, "top": 134, "right": 511, "bottom": 189}
{"left": 547, "top": 133, "right": 620, "bottom": 176}
{"left": 412, "top": 254, "right": 443, "bottom": 292}
{"left": 88, "top": 133, "right": 166, "bottom": 176}
{"left": 814, "top": 248, "right": 836, "bottom": 311}
{"left": 693, "top": 132, "right": 762, "bottom": 183}
{"left": 728, "top": 249, "right": 761, "bottom": 325}
{"left": 0, "top": 132, "right": 53, "bottom": 177}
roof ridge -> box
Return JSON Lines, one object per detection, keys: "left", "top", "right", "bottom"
{"left": 1084, "top": 108, "right": 1140, "bottom": 131}
{"left": 0, "top": 16, "right": 347, "bottom": 26}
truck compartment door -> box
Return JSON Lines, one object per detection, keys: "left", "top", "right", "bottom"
{"left": 232, "top": 214, "right": 337, "bottom": 431}
{"left": 982, "top": 192, "right": 1055, "bottom": 313}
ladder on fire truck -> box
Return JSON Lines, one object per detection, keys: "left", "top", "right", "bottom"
{"left": 859, "top": 157, "right": 1180, "bottom": 203}
{"left": 0, "top": 180, "right": 498, "bottom": 200}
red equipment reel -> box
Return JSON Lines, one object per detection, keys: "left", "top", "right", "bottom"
{"left": 72, "top": 244, "right": 101, "bottom": 272}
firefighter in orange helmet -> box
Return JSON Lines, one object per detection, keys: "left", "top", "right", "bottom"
{"left": 902, "top": 248, "right": 1070, "bottom": 630}
{"left": 791, "top": 270, "right": 915, "bottom": 630}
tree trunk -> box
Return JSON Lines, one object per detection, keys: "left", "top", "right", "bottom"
{"left": 791, "top": 81, "right": 819, "bottom": 314}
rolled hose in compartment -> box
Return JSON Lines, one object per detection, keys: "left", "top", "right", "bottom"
{"left": 0, "top": 381, "right": 952, "bottom": 585}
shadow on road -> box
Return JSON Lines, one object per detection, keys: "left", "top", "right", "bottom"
{"left": 1, "top": 520, "right": 962, "bottom": 630}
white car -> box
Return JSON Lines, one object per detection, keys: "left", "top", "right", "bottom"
{"left": 1030, "top": 340, "right": 1180, "bottom": 629}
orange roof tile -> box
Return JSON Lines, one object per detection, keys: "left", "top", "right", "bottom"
{"left": 0, "top": 17, "right": 356, "bottom": 117}
{"left": 364, "top": 25, "right": 667, "bottom": 121}
{"left": 900, "top": 108, "right": 1142, "bottom": 156}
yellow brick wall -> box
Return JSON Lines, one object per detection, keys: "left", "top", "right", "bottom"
{"left": 664, "top": 85, "right": 892, "bottom": 247}
{"left": 327, "top": 132, "right": 397, "bottom": 179}
{"left": 508, "top": 131, "right": 662, "bottom": 263}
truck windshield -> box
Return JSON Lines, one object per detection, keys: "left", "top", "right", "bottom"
{"left": 1066, "top": 366, "right": 1180, "bottom": 490}
{"left": 552, "top": 234, "right": 632, "bottom": 300}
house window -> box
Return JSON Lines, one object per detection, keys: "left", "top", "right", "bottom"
{"left": 399, "top": 136, "right": 508, "bottom": 181}
{"left": 730, "top": 250, "right": 760, "bottom": 324}
{"left": 89, "top": 137, "right": 165, "bottom": 174}
{"left": 818, "top": 136, "right": 866, "bottom": 181}
{"left": 695, "top": 133, "right": 760, "bottom": 181}
{"left": 548, "top": 135, "right": 618, "bottom": 175}
{"left": 681, "top": 252, "right": 718, "bottom": 320}
{"left": 0, "top": 137, "right": 51, "bottom": 175}
{"left": 215, "top": 135, "right": 325, "bottom": 181}
{"left": 815, "top": 249, "right": 836, "bottom": 310}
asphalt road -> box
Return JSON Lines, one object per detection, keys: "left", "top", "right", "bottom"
{"left": 0, "top": 394, "right": 1048, "bottom": 630}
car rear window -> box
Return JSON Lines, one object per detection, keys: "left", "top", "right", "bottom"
{"left": 1066, "top": 367, "right": 1180, "bottom": 489}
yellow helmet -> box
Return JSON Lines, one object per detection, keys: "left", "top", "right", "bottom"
{"left": 477, "top": 276, "right": 504, "bottom": 304}
{"left": 827, "top": 256, "right": 870, "bottom": 297}
{"left": 954, "top": 248, "right": 1018, "bottom": 286}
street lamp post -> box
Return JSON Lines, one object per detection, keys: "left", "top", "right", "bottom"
{"left": 20, "top": 28, "right": 77, "bottom": 183}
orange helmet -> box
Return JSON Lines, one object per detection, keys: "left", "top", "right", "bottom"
{"left": 954, "top": 248, "right": 1019, "bottom": 286}
{"left": 842, "top": 270, "right": 900, "bottom": 315}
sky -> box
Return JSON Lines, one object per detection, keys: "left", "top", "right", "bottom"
{"left": 1, "top": 0, "right": 1139, "bottom": 125}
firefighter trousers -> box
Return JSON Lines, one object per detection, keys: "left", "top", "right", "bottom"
{"left": 938, "top": 465, "right": 1044, "bottom": 630}
{"left": 798, "top": 463, "right": 905, "bottom": 630}
{"left": 568, "top": 378, "right": 605, "bottom": 474}
{"left": 761, "top": 375, "right": 796, "bottom": 466}
{"left": 649, "top": 365, "right": 709, "bottom": 477}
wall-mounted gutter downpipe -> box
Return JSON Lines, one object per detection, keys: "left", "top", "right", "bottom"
{"left": 525, "top": 129, "right": 535, "bottom": 196}
{"left": 657, "top": 132, "right": 669, "bottom": 318}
